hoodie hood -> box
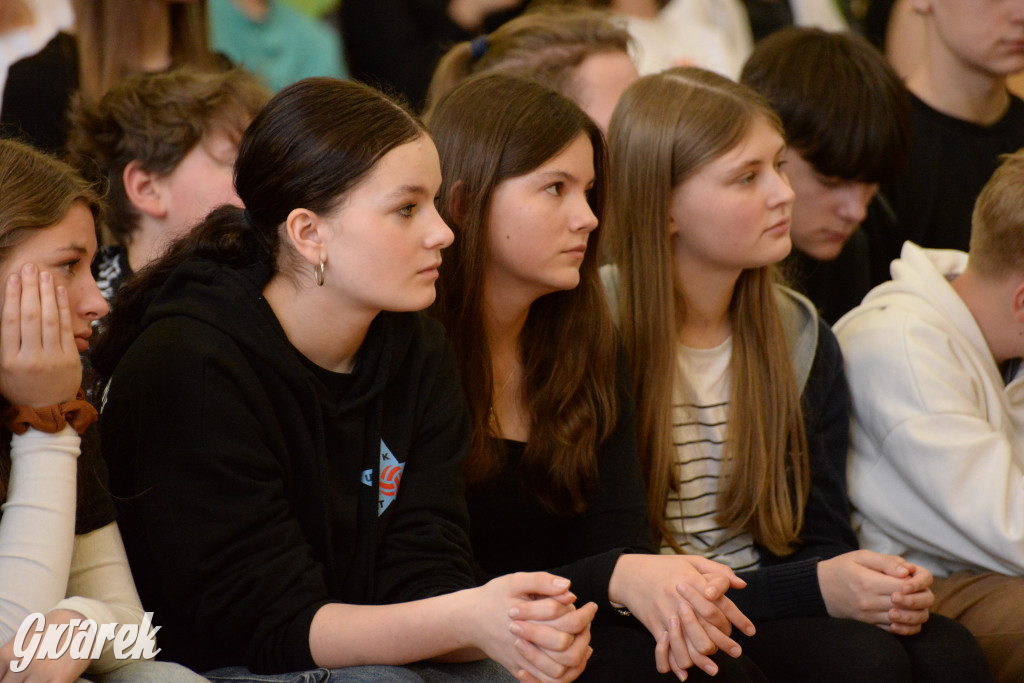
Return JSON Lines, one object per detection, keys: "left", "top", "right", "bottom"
{"left": 835, "top": 242, "right": 989, "bottom": 365}
{"left": 138, "top": 257, "right": 415, "bottom": 411}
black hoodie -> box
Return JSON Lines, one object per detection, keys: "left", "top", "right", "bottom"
{"left": 101, "top": 257, "right": 476, "bottom": 674}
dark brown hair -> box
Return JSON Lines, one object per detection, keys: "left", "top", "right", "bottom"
{"left": 92, "top": 78, "right": 425, "bottom": 378}
{"left": 72, "top": 0, "right": 218, "bottom": 104}
{"left": 67, "top": 67, "right": 270, "bottom": 246}
{"left": 607, "top": 67, "right": 810, "bottom": 554}
{"left": 0, "top": 138, "right": 102, "bottom": 497}
{"left": 741, "top": 27, "right": 911, "bottom": 185}
{"left": 429, "top": 72, "right": 617, "bottom": 517}
{"left": 425, "top": 6, "right": 631, "bottom": 115}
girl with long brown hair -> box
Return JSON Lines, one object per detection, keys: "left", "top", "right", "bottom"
{"left": 429, "top": 71, "right": 768, "bottom": 683}
{"left": 91, "top": 77, "right": 595, "bottom": 683}
{"left": 605, "top": 66, "right": 992, "bottom": 681}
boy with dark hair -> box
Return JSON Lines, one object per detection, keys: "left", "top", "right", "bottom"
{"left": 878, "top": 0, "right": 1024, "bottom": 258}
{"left": 740, "top": 26, "right": 911, "bottom": 323}
{"left": 67, "top": 67, "right": 269, "bottom": 301}
{"left": 835, "top": 150, "right": 1024, "bottom": 682}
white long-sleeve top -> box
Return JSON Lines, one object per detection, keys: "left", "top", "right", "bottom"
{"left": 0, "top": 427, "right": 150, "bottom": 673}
{"left": 835, "top": 242, "right": 1024, "bottom": 578}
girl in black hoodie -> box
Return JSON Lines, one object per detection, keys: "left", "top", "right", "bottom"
{"left": 93, "top": 78, "right": 594, "bottom": 683}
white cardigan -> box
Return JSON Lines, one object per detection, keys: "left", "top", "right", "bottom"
{"left": 835, "top": 242, "right": 1024, "bottom": 577}
{"left": 0, "top": 427, "right": 150, "bottom": 673}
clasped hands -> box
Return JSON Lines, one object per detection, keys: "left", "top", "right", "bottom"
{"left": 608, "top": 554, "right": 756, "bottom": 681}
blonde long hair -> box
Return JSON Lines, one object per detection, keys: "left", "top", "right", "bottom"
{"left": 606, "top": 67, "right": 809, "bottom": 556}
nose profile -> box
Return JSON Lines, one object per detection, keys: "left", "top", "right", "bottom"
{"left": 572, "top": 194, "right": 599, "bottom": 234}
{"left": 836, "top": 183, "right": 876, "bottom": 225}
{"left": 81, "top": 273, "right": 110, "bottom": 321}
{"left": 427, "top": 205, "right": 455, "bottom": 249}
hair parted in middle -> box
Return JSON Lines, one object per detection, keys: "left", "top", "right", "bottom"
{"left": 67, "top": 67, "right": 271, "bottom": 246}
{"left": 606, "top": 66, "right": 810, "bottom": 555}
{"left": 429, "top": 72, "right": 618, "bottom": 517}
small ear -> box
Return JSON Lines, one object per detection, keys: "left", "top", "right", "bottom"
{"left": 445, "top": 179, "right": 468, "bottom": 226}
{"left": 1012, "top": 279, "right": 1024, "bottom": 324}
{"left": 667, "top": 211, "right": 678, "bottom": 236}
{"left": 123, "top": 160, "right": 168, "bottom": 219}
{"left": 284, "top": 207, "right": 325, "bottom": 268}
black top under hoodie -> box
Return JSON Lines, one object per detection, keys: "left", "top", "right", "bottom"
{"left": 100, "top": 258, "right": 476, "bottom": 674}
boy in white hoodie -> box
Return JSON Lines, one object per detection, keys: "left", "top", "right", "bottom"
{"left": 835, "top": 150, "right": 1024, "bottom": 683}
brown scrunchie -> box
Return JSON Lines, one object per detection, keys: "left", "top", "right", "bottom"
{"left": 5, "top": 388, "right": 98, "bottom": 436}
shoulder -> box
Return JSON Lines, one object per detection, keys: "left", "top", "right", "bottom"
{"left": 775, "top": 285, "right": 825, "bottom": 394}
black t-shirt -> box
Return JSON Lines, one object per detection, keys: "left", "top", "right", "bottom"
{"left": 1, "top": 32, "right": 78, "bottom": 154}
{"left": 883, "top": 92, "right": 1024, "bottom": 258}
{"left": 785, "top": 228, "right": 873, "bottom": 326}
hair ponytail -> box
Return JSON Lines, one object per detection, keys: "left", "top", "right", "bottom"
{"left": 423, "top": 6, "right": 631, "bottom": 116}
{"left": 92, "top": 77, "right": 425, "bottom": 379}
{"left": 425, "top": 41, "right": 474, "bottom": 117}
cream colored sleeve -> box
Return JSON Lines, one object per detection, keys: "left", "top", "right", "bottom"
{"left": 55, "top": 522, "right": 151, "bottom": 674}
{"left": 0, "top": 427, "right": 80, "bottom": 641}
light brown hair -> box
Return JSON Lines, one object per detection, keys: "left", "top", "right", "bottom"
{"left": 969, "top": 149, "right": 1024, "bottom": 277}
{"left": 429, "top": 72, "right": 618, "bottom": 517}
{"left": 425, "top": 6, "right": 631, "bottom": 115}
{"left": 71, "top": 0, "right": 218, "bottom": 104}
{"left": 606, "top": 67, "right": 810, "bottom": 555}
{"left": 67, "top": 67, "right": 270, "bottom": 246}
{"left": 0, "top": 138, "right": 102, "bottom": 497}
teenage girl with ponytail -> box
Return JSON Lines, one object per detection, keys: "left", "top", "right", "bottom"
{"left": 93, "top": 78, "right": 594, "bottom": 683}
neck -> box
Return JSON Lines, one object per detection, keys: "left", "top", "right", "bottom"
{"left": 673, "top": 247, "right": 737, "bottom": 349}
{"left": 482, "top": 277, "right": 536, "bottom": 441}
{"left": 482, "top": 281, "right": 531, "bottom": 370}
{"left": 950, "top": 268, "right": 1016, "bottom": 365}
{"left": 907, "top": 34, "right": 1010, "bottom": 124}
{"left": 125, "top": 222, "right": 169, "bottom": 274}
{"left": 137, "top": 0, "right": 173, "bottom": 72}
{"left": 263, "top": 273, "right": 376, "bottom": 373}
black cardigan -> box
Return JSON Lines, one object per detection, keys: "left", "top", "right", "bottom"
{"left": 732, "top": 318, "right": 860, "bottom": 623}
{"left": 101, "top": 258, "right": 476, "bottom": 674}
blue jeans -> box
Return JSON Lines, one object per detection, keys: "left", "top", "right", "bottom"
{"left": 88, "top": 660, "right": 211, "bottom": 682}
{"left": 204, "top": 660, "right": 515, "bottom": 683}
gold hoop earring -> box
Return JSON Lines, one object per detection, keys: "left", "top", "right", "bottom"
{"left": 314, "top": 259, "right": 325, "bottom": 287}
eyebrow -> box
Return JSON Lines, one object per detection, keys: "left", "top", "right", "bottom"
{"left": 55, "top": 244, "right": 89, "bottom": 256}
{"left": 537, "top": 170, "right": 596, "bottom": 186}
{"left": 726, "top": 144, "right": 788, "bottom": 174}
{"left": 386, "top": 184, "right": 432, "bottom": 200}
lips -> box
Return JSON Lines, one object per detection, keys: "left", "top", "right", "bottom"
{"left": 74, "top": 331, "right": 91, "bottom": 352}
{"left": 564, "top": 244, "right": 588, "bottom": 255}
{"left": 766, "top": 217, "right": 791, "bottom": 234}
{"left": 418, "top": 260, "right": 442, "bottom": 276}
